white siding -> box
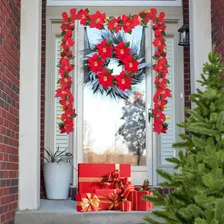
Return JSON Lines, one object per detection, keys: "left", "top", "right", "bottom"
{"left": 55, "top": 38, "right": 69, "bottom": 152}
{"left": 160, "top": 37, "right": 176, "bottom": 165}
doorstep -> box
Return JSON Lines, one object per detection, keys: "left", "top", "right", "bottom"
{"left": 15, "top": 199, "right": 160, "bottom": 224}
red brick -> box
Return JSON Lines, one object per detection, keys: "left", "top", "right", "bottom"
{"left": 0, "top": 1, "right": 20, "bottom": 224}
{"left": 211, "top": 0, "right": 224, "bottom": 61}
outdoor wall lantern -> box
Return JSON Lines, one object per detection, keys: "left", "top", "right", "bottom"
{"left": 178, "top": 21, "right": 189, "bottom": 47}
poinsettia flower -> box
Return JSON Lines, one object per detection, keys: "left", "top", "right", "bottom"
{"left": 121, "top": 14, "right": 140, "bottom": 33}
{"left": 60, "top": 50, "right": 73, "bottom": 58}
{"left": 157, "top": 43, "right": 166, "bottom": 52}
{"left": 153, "top": 24, "right": 166, "bottom": 32}
{"left": 59, "top": 58, "right": 74, "bottom": 73}
{"left": 61, "top": 23, "right": 74, "bottom": 32}
{"left": 77, "top": 9, "right": 89, "bottom": 25}
{"left": 154, "top": 88, "right": 171, "bottom": 100}
{"left": 114, "top": 41, "right": 131, "bottom": 61}
{"left": 60, "top": 76, "right": 73, "bottom": 88}
{"left": 158, "top": 12, "right": 165, "bottom": 23}
{"left": 96, "top": 40, "right": 113, "bottom": 59}
{"left": 87, "top": 53, "right": 105, "bottom": 73}
{"left": 154, "top": 99, "right": 167, "bottom": 110}
{"left": 89, "top": 11, "right": 106, "bottom": 29}
{"left": 60, "top": 43, "right": 70, "bottom": 51}
{"left": 139, "top": 10, "right": 149, "bottom": 23}
{"left": 123, "top": 55, "right": 140, "bottom": 73}
{"left": 96, "top": 68, "right": 114, "bottom": 88}
{"left": 153, "top": 58, "right": 168, "bottom": 74}
{"left": 115, "top": 71, "right": 132, "bottom": 91}
{"left": 147, "top": 8, "right": 157, "bottom": 23}
{"left": 154, "top": 76, "right": 167, "bottom": 88}
{"left": 56, "top": 88, "right": 71, "bottom": 99}
{"left": 61, "top": 109, "right": 76, "bottom": 121}
{"left": 62, "top": 12, "right": 69, "bottom": 23}
{"left": 108, "top": 16, "right": 122, "bottom": 33}
{"left": 70, "top": 8, "right": 77, "bottom": 23}
{"left": 60, "top": 95, "right": 74, "bottom": 110}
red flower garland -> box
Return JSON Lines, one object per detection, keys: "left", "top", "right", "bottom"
{"left": 57, "top": 8, "right": 170, "bottom": 134}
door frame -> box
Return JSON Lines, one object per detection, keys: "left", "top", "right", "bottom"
{"left": 45, "top": 5, "right": 184, "bottom": 187}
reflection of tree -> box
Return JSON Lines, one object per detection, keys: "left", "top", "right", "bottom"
{"left": 116, "top": 92, "right": 146, "bottom": 165}
{"left": 83, "top": 120, "right": 96, "bottom": 152}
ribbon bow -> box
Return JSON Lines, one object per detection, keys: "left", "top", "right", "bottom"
{"left": 81, "top": 193, "right": 100, "bottom": 212}
{"left": 101, "top": 170, "right": 129, "bottom": 190}
{"left": 107, "top": 190, "right": 121, "bottom": 210}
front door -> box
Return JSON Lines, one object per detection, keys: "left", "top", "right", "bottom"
{"left": 47, "top": 6, "right": 184, "bottom": 187}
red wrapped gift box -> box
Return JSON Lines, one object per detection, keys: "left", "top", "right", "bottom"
{"left": 138, "top": 191, "right": 153, "bottom": 211}
{"left": 119, "top": 200, "right": 132, "bottom": 212}
{"left": 78, "top": 163, "right": 131, "bottom": 194}
{"left": 95, "top": 189, "right": 122, "bottom": 210}
{"left": 127, "top": 191, "right": 153, "bottom": 211}
{"left": 76, "top": 193, "right": 100, "bottom": 212}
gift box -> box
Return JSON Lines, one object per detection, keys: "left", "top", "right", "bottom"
{"left": 76, "top": 193, "right": 100, "bottom": 212}
{"left": 138, "top": 191, "right": 153, "bottom": 211}
{"left": 126, "top": 190, "right": 153, "bottom": 211}
{"left": 78, "top": 163, "right": 131, "bottom": 194}
{"left": 95, "top": 189, "right": 122, "bottom": 210}
{"left": 119, "top": 200, "right": 132, "bottom": 212}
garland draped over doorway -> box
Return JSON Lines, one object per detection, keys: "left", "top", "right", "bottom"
{"left": 56, "top": 8, "right": 171, "bottom": 135}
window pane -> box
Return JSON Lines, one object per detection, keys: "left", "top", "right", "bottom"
{"left": 83, "top": 26, "right": 147, "bottom": 166}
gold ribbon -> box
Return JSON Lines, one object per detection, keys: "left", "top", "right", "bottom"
{"left": 77, "top": 193, "right": 100, "bottom": 212}
{"left": 78, "top": 177, "right": 131, "bottom": 182}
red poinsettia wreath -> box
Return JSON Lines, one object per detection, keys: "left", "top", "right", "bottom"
{"left": 87, "top": 40, "right": 140, "bottom": 91}
{"left": 57, "top": 8, "right": 171, "bottom": 134}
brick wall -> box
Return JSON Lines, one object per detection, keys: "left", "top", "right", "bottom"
{"left": 0, "top": 1, "right": 20, "bottom": 223}
{"left": 211, "top": 0, "right": 224, "bottom": 61}
{"left": 183, "top": 0, "right": 191, "bottom": 109}
{"left": 40, "top": 0, "right": 46, "bottom": 198}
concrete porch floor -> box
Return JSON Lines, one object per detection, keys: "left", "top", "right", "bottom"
{"left": 15, "top": 199, "right": 158, "bottom": 224}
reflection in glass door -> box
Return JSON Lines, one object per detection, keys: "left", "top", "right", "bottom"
{"left": 83, "top": 26, "right": 149, "bottom": 167}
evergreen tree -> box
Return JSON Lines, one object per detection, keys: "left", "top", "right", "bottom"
{"left": 143, "top": 51, "right": 224, "bottom": 224}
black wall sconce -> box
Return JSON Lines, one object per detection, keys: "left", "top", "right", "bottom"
{"left": 178, "top": 21, "right": 189, "bottom": 47}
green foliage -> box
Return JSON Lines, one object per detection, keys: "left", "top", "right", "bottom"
{"left": 144, "top": 51, "right": 224, "bottom": 224}
{"left": 43, "top": 146, "right": 72, "bottom": 163}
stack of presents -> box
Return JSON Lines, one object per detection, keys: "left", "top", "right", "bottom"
{"left": 76, "top": 163, "right": 153, "bottom": 212}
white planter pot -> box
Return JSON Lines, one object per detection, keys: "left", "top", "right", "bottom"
{"left": 43, "top": 162, "right": 72, "bottom": 200}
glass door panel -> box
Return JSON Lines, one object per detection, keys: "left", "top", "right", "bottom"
{"left": 83, "top": 26, "right": 148, "bottom": 166}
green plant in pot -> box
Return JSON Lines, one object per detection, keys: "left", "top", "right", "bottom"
{"left": 43, "top": 146, "right": 73, "bottom": 200}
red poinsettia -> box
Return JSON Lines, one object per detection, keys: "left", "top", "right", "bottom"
{"left": 121, "top": 14, "right": 140, "bottom": 33}
{"left": 153, "top": 58, "right": 168, "bottom": 74}
{"left": 87, "top": 53, "right": 105, "bottom": 73}
{"left": 60, "top": 77, "right": 73, "bottom": 88}
{"left": 154, "top": 76, "right": 167, "bottom": 88}
{"left": 61, "top": 23, "right": 74, "bottom": 32}
{"left": 61, "top": 109, "right": 76, "bottom": 121}
{"left": 158, "top": 12, "right": 165, "bottom": 23}
{"left": 147, "top": 8, "right": 157, "bottom": 23}
{"left": 108, "top": 16, "right": 122, "bottom": 33}
{"left": 96, "top": 40, "right": 113, "bottom": 59}
{"left": 115, "top": 71, "right": 132, "bottom": 91}
{"left": 59, "top": 58, "right": 74, "bottom": 74}
{"left": 56, "top": 88, "right": 72, "bottom": 100}
{"left": 123, "top": 55, "right": 140, "bottom": 73}
{"left": 60, "top": 95, "right": 74, "bottom": 110}
{"left": 89, "top": 11, "right": 106, "bottom": 29}
{"left": 96, "top": 68, "right": 114, "bottom": 88}
{"left": 77, "top": 9, "right": 89, "bottom": 25}
{"left": 70, "top": 8, "right": 77, "bottom": 23}
{"left": 62, "top": 12, "right": 69, "bottom": 23}
{"left": 114, "top": 41, "right": 131, "bottom": 61}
